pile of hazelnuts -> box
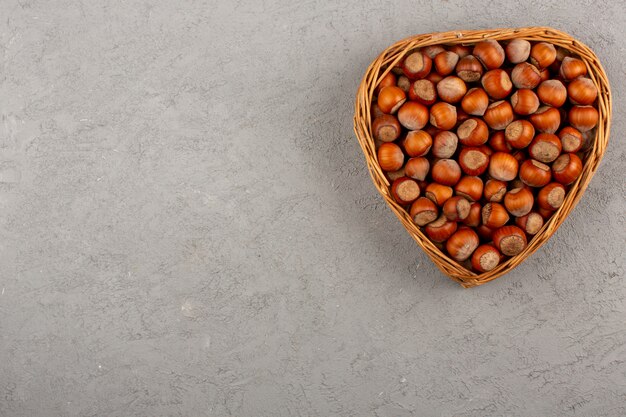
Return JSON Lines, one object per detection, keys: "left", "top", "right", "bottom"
{"left": 372, "top": 39, "right": 599, "bottom": 273}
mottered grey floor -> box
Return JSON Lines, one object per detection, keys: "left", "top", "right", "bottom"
{"left": 1, "top": 1, "right": 625, "bottom": 416}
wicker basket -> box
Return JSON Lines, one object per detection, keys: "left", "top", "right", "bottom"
{"left": 353, "top": 27, "right": 612, "bottom": 287}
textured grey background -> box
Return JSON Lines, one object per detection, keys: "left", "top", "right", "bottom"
{"left": 0, "top": 0, "right": 625, "bottom": 416}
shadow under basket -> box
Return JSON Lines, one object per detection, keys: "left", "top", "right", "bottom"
{"left": 353, "top": 27, "right": 612, "bottom": 288}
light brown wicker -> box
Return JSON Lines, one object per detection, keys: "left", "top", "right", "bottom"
{"left": 353, "top": 27, "right": 612, "bottom": 287}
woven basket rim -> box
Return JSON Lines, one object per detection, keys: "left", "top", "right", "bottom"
{"left": 353, "top": 27, "right": 612, "bottom": 288}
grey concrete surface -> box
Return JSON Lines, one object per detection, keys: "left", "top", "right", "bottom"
{"left": 0, "top": 0, "right": 625, "bottom": 416}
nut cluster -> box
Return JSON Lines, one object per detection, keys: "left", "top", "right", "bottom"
{"left": 371, "top": 39, "right": 598, "bottom": 273}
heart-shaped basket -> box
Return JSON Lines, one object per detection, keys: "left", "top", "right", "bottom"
{"left": 353, "top": 27, "right": 612, "bottom": 287}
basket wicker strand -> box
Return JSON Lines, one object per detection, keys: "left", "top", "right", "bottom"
{"left": 353, "top": 27, "right": 612, "bottom": 287}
